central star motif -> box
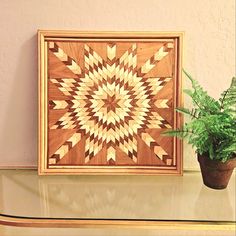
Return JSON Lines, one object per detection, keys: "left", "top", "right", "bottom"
{"left": 102, "top": 95, "right": 120, "bottom": 112}
{"left": 48, "top": 42, "right": 173, "bottom": 164}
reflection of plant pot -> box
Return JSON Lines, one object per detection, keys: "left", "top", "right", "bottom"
{"left": 198, "top": 154, "right": 236, "bottom": 190}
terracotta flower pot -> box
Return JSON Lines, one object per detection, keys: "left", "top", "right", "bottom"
{"left": 197, "top": 154, "right": 236, "bottom": 190}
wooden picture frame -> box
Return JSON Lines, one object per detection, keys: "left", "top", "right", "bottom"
{"left": 38, "top": 30, "right": 183, "bottom": 175}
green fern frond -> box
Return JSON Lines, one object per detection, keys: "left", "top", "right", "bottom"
{"left": 183, "top": 70, "right": 221, "bottom": 114}
{"left": 164, "top": 70, "right": 236, "bottom": 162}
{"left": 220, "top": 77, "right": 236, "bottom": 118}
{"left": 162, "top": 129, "right": 191, "bottom": 138}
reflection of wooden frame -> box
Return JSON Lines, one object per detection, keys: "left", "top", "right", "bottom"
{"left": 38, "top": 175, "right": 178, "bottom": 218}
{"left": 38, "top": 30, "right": 183, "bottom": 175}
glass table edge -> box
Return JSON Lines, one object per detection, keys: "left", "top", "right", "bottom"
{"left": 0, "top": 213, "right": 235, "bottom": 230}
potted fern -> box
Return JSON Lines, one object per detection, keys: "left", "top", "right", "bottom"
{"left": 164, "top": 70, "right": 236, "bottom": 189}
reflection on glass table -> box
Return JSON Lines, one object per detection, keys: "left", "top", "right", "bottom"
{"left": 0, "top": 170, "right": 235, "bottom": 223}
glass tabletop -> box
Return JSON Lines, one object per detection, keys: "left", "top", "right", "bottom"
{"left": 0, "top": 170, "right": 235, "bottom": 223}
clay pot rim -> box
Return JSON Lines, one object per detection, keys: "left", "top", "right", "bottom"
{"left": 197, "top": 153, "right": 236, "bottom": 170}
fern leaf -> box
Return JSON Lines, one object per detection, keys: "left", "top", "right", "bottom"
{"left": 220, "top": 77, "right": 236, "bottom": 118}
{"left": 183, "top": 89, "right": 193, "bottom": 97}
{"left": 183, "top": 70, "right": 220, "bottom": 113}
{"left": 175, "top": 107, "right": 191, "bottom": 115}
{"left": 162, "top": 129, "right": 189, "bottom": 138}
{"left": 183, "top": 69, "right": 194, "bottom": 83}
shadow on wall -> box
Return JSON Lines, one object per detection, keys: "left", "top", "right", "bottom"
{"left": 0, "top": 35, "right": 38, "bottom": 166}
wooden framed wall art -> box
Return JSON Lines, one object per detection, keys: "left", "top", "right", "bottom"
{"left": 38, "top": 30, "right": 183, "bottom": 175}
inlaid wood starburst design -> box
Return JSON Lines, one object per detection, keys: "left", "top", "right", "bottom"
{"left": 47, "top": 39, "right": 177, "bottom": 167}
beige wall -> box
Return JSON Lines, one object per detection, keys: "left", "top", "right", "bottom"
{"left": 0, "top": 0, "right": 235, "bottom": 169}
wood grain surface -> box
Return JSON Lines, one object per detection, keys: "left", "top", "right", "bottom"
{"left": 38, "top": 31, "right": 183, "bottom": 175}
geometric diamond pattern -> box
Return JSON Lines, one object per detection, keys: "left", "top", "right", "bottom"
{"left": 48, "top": 41, "right": 175, "bottom": 166}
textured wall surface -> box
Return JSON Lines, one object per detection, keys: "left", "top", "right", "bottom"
{"left": 0, "top": 0, "right": 235, "bottom": 168}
